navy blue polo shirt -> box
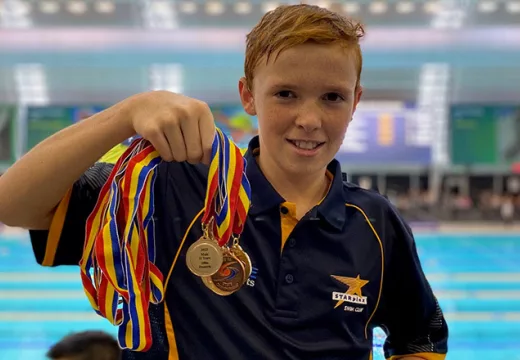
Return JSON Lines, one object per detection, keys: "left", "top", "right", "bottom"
{"left": 30, "top": 136, "right": 448, "bottom": 360}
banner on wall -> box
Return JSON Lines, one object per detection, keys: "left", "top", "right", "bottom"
{"left": 337, "top": 103, "right": 432, "bottom": 164}
{"left": 450, "top": 105, "right": 520, "bottom": 165}
{"left": 26, "top": 106, "right": 108, "bottom": 151}
{"left": 0, "top": 105, "right": 15, "bottom": 165}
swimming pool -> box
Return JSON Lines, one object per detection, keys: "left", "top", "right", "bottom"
{"left": 0, "top": 231, "right": 519, "bottom": 360}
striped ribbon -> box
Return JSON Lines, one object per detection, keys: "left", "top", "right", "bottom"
{"left": 79, "top": 127, "right": 251, "bottom": 351}
{"left": 201, "top": 128, "right": 250, "bottom": 246}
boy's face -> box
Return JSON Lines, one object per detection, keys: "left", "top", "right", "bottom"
{"left": 239, "top": 42, "right": 362, "bottom": 178}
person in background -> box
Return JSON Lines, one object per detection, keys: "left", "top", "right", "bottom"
{"left": 47, "top": 330, "right": 121, "bottom": 360}
{"left": 500, "top": 194, "right": 515, "bottom": 224}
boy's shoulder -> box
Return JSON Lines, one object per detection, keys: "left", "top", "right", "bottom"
{"left": 341, "top": 179, "right": 393, "bottom": 215}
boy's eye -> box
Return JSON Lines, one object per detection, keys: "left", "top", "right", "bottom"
{"left": 323, "top": 93, "right": 344, "bottom": 102}
{"left": 276, "top": 91, "right": 295, "bottom": 98}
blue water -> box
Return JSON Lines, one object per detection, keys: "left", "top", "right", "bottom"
{"left": 0, "top": 232, "right": 519, "bottom": 360}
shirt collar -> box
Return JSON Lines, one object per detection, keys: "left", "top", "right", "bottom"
{"left": 244, "top": 136, "right": 346, "bottom": 231}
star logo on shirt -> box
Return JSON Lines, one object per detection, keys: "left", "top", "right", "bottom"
{"left": 331, "top": 275, "right": 369, "bottom": 309}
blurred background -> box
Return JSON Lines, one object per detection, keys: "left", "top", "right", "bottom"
{"left": 0, "top": 0, "right": 519, "bottom": 359}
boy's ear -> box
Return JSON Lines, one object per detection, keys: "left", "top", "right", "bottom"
{"left": 238, "top": 77, "right": 256, "bottom": 116}
{"left": 352, "top": 85, "right": 363, "bottom": 115}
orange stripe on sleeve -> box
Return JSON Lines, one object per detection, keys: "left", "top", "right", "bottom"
{"left": 41, "top": 188, "right": 72, "bottom": 266}
{"left": 387, "top": 353, "right": 446, "bottom": 360}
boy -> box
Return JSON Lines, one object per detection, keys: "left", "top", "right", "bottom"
{"left": 0, "top": 4, "right": 448, "bottom": 360}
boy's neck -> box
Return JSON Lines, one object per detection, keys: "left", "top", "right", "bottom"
{"left": 256, "top": 153, "right": 330, "bottom": 219}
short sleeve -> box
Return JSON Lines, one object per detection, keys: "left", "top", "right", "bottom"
{"left": 30, "top": 162, "right": 113, "bottom": 266}
{"left": 374, "top": 205, "right": 449, "bottom": 360}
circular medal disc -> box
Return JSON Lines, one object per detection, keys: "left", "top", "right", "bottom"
{"left": 232, "top": 245, "right": 252, "bottom": 282}
{"left": 201, "top": 276, "right": 236, "bottom": 296}
{"left": 210, "top": 251, "right": 246, "bottom": 293}
{"left": 186, "top": 237, "right": 223, "bottom": 277}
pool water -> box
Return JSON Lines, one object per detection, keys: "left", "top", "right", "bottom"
{"left": 0, "top": 232, "right": 519, "bottom": 360}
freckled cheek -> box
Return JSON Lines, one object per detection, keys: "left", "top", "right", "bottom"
{"left": 261, "top": 109, "right": 291, "bottom": 134}
{"left": 323, "top": 125, "right": 348, "bottom": 152}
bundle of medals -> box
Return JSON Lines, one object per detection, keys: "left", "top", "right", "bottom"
{"left": 185, "top": 129, "right": 252, "bottom": 296}
{"left": 79, "top": 138, "right": 164, "bottom": 351}
{"left": 78, "top": 128, "right": 251, "bottom": 351}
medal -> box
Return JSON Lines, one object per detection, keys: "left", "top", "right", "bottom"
{"left": 185, "top": 236, "right": 223, "bottom": 277}
{"left": 202, "top": 246, "right": 250, "bottom": 295}
{"left": 201, "top": 238, "right": 251, "bottom": 295}
{"left": 206, "top": 249, "right": 246, "bottom": 294}
{"left": 231, "top": 244, "right": 252, "bottom": 281}
{"left": 201, "top": 275, "right": 235, "bottom": 296}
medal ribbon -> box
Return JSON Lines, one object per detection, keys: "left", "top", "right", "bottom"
{"left": 79, "top": 127, "right": 251, "bottom": 352}
{"left": 218, "top": 129, "right": 251, "bottom": 240}
{"left": 81, "top": 140, "right": 163, "bottom": 351}
{"left": 201, "top": 128, "right": 250, "bottom": 247}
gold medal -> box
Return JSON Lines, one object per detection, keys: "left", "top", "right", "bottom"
{"left": 185, "top": 237, "right": 223, "bottom": 277}
{"left": 231, "top": 244, "right": 252, "bottom": 282}
{"left": 207, "top": 250, "right": 246, "bottom": 294}
{"left": 201, "top": 275, "right": 236, "bottom": 296}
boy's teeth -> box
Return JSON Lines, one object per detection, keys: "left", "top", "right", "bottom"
{"left": 293, "top": 141, "right": 319, "bottom": 150}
